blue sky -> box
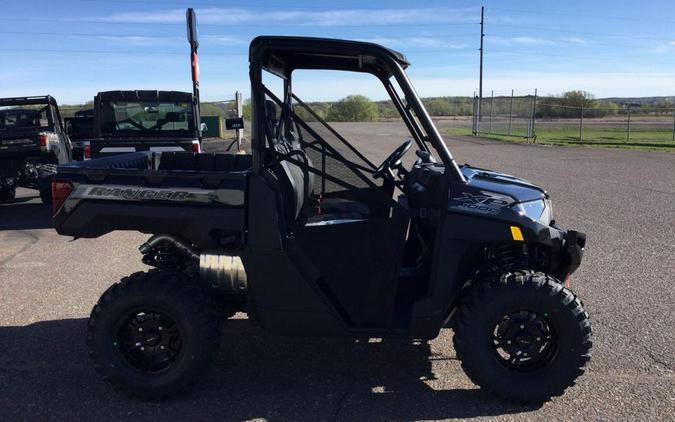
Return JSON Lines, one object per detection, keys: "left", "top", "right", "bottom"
{"left": 2, "top": 0, "right": 675, "bottom": 103}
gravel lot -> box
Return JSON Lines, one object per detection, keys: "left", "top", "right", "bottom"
{"left": 1, "top": 122, "right": 674, "bottom": 421}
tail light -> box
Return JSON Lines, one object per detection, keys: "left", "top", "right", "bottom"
{"left": 84, "top": 142, "right": 91, "bottom": 160}
{"left": 52, "top": 181, "right": 73, "bottom": 213}
{"left": 39, "top": 133, "right": 48, "bottom": 150}
{"left": 191, "top": 140, "right": 201, "bottom": 153}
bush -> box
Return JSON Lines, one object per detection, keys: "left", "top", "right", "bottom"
{"left": 326, "top": 95, "right": 379, "bottom": 122}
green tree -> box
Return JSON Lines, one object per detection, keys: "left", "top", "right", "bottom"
{"left": 655, "top": 99, "right": 673, "bottom": 115}
{"left": 326, "top": 95, "right": 379, "bottom": 122}
{"left": 425, "top": 98, "right": 452, "bottom": 116}
{"left": 200, "top": 103, "right": 227, "bottom": 117}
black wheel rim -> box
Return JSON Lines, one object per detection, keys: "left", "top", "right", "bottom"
{"left": 492, "top": 310, "right": 557, "bottom": 372}
{"left": 115, "top": 309, "right": 182, "bottom": 373}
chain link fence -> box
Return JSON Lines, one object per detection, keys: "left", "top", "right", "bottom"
{"left": 472, "top": 91, "right": 675, "bottom": 148}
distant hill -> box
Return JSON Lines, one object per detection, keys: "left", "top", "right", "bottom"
{"left": 600, "top": 96, "right": 675, "bottom": 106}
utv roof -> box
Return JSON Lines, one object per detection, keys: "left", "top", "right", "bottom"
{"left": 249, "top": 36, "right": 410, "bottom": 77}
{"left": 0, "top": 95, "right": 58, "bottom": 107}
{"left": 96, "top": 91, "right": 193, "bottom": 102}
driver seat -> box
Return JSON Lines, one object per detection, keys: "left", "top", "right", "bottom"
{"left": 264, "top": 100, "right": 369, "bottom": 227}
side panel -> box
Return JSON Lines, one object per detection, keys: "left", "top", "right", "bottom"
{"left": 241, "top": 175, "right": 346, "bottom": 336}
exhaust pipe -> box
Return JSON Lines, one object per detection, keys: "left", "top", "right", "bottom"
{"left": 200, "top": 254, "right": 247, "bottom": 293}
{"left": 139, "top": 234, "right": 199, "bottom": 260}
{"left": 139, "top": 235, "right": 246, "bottom": 293}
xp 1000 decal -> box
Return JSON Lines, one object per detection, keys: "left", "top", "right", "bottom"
{"left": 449, "top": 190, "right": 513, "bottom": 215}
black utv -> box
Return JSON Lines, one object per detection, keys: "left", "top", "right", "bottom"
{"left": 0, "top": 96, "right": 72, "bottom": 203}
{"left": 52, "top": 36, "right": 591, "bottom": 404}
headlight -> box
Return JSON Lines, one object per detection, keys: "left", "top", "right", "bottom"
{"left": 512, "top": 199, "right": 552, "bottom": 225}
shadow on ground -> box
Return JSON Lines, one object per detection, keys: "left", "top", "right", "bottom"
{"left": 0, "top": 196, "right": 52, "bottom": 231}
{"left": 0, "top": 318, "right": 539, "bottom": 421}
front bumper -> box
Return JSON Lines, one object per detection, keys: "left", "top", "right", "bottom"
{"left": 557, "top": 230, "right": 586, "bottom": 279}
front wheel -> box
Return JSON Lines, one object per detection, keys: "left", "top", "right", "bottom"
{"left": 87, "top": 270, "right": 221, "bottom": 399}
{"left": 453, "top": 271, "right": 592, "bottom": 404}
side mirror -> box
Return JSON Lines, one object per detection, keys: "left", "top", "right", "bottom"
{"left": 225, "top": 117, "right": 244, "bottom": 130}
{"left": 200, "top": 122, "right": 208, "bottom": 133}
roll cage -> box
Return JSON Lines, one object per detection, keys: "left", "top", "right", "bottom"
{"left": 248, "top": 36, "right": 466, "bottom": 184}
{"left": 0, "top": 96, "right": 63, "bottom": 133}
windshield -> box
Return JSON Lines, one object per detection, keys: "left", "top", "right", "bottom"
{"left": 99, "top": 101, "right": 195, "bottom": 134}
{"left": 0, "top": 106, "right": 53, "bottom": 131}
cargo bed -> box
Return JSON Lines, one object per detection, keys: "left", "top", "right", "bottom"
{"left": 53, "top": 151, "right": 251, "bottom": 249}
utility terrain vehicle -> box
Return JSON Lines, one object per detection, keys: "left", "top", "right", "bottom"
{"left": 52, "top": 36, "right": 591, "bottom": 404}
{"left": 64, "top": 109, "right": 95, "bottom": 161}
{"left": 0, "top": 96, "right": 72, "bottom": 203}
{"left": 89, "top": 90, "right": 202, "bottom": 158}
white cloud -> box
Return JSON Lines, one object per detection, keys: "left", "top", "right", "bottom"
{"left": 560, "top": 37, "right": 587, "bottom": 44}
{"left": 359, "top": 37, "right": 467, "bottom": 50}
{"left": 201, "top": 35, "right": 246, "bottom": 46}
{"left": 490, "top": 36, "right": 587, "bottom": 47}
{"left": 96, "top": 35, "right": 181, "bottom": 46}
{"left": 511, "top": 36, "right": 556, "bottom": 46}
{"left": 100, "top": 7, "right": 477, "bottom": 26}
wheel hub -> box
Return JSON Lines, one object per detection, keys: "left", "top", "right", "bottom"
{"left": 493, "top": 310, "right": 556, "bottom": 371}
{"left": 116, "top": 310, "right": 182, "bottom": 373}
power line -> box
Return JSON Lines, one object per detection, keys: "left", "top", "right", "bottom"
{"left": 0, "top": 30, "right": 477, "bottom": 40}
{"left": 0, "top": 47, "right": 246, "bottom": 56}
{"left": 0, "top": 16, "right": 477, "bottom": 28}
{"left": 487, "top": 49, "right": 675, "bottom": 66}
{"left": 488, "top": 23, "right": 675, "bottom": 42}
{"left": 77, "top": 0, "right": 482, "bottom": 13}
{"left": 0, "top": 47, "right": 478, "bottom": 56}
{"left": 489, "top": 6, "right": 675, "bottom": 24}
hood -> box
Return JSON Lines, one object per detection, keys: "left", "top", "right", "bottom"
{"left": 460, "top": 164, "right": 547, "bottom": 203}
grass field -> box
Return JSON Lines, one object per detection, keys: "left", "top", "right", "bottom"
{"left": 446, "top": 126, "right": 675, "bottom": 151}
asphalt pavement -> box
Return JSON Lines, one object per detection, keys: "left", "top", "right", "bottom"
{"left": 1, "top": 123, "right": 674, "bottom": 421}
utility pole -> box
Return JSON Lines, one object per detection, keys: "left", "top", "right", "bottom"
{"left": 186, "top": 8, "right": 201, "bottom": 142}
{"left": 478, "top": 6, "right": 485, "bottom": 121}
{"left": 235, "top": 91, "right": 243, "bottom": 152}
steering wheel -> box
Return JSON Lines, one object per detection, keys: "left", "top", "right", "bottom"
{"left": 372, "top": 139, "right": 413, "bottom": 181}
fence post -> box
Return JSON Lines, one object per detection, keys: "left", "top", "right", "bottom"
{"left": 472, "top": 95, "right": 477, "bottom": 134}
{"left": 489, "top": 90, "right": 494, "bottom": 133}
{"left": 508, "top": 89, "right": 514, "bottom": 135}
{"left": 672, "top": 108, "right": 675, "bottom": 143}
{"left": 579, "top": 102, "right": 584, "bottom": 142}
{"left": 528, "top": 89, "right": 537, "bottom": 141}
{"left": 626, "top": 104, "right": 631, "bottom": 143}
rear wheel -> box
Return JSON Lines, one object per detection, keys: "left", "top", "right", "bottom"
{"left": 87, "top": 270, "right": 220, "bottom": 399}
{"left": 38, "top": 172, "right": 54, "bottom": 205}
{"left": 453, "top": 271, "right": 592, "bottom": 404}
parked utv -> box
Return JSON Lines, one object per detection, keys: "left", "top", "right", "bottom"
{"left": 52, "top": 36, "right": 591, "bottom": 404}
{"left": 89, "top": 90, "right": 202, "bottom": 158}
{"left": 64, "top": 109, "right": 95, "bottom": 161}
{"left": 0, "top": 96, "right": 72, "bottom": 203}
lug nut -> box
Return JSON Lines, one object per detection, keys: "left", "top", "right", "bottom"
{"left": 160, "top": 345, "right": 165, "bottom": 350}
{"left": 158, "top": 326, "right": 163, "bottom": 331}
{"left": 520, "top": 325, "right": 525, "bottom": 329}
{"left": 140, "top": 346, "right": 145, "bottom": 351}
{"left": 536, "top": 337, "right": 541, "bottom": 342}
{"left": 138, "top": 327, "right": 143, "bottom": 332}
{"left": 507, "top": 340, "right": 512, "bottom": 344}
{"left": 135, "top": 342, "right": 141, "bottom": 347}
